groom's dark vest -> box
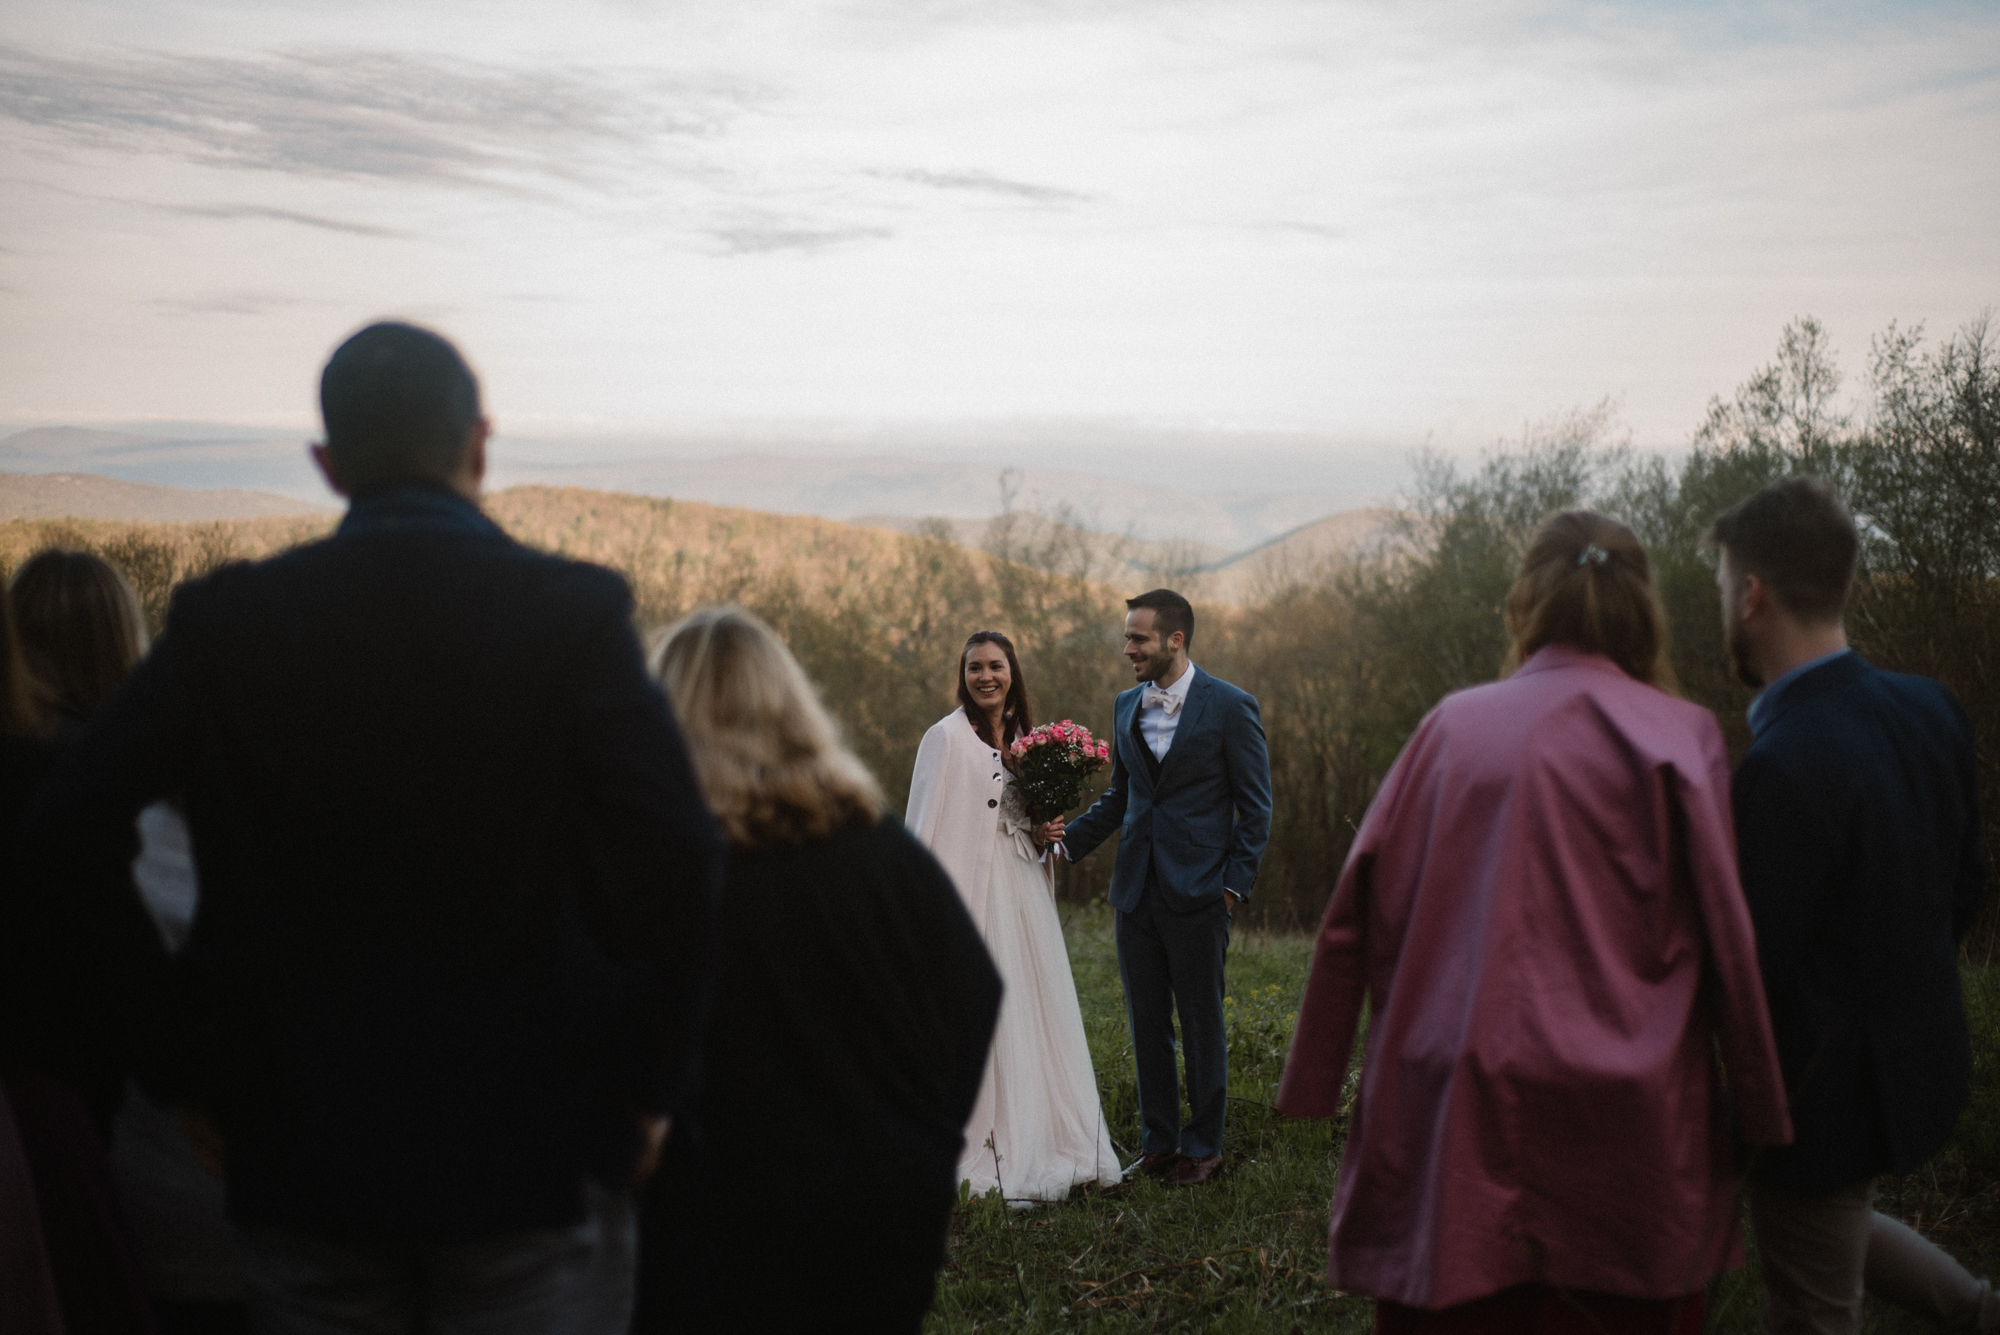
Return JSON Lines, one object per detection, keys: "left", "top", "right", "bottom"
{"left": 1132, "top": 705, "right": 1164, "bottom": 784}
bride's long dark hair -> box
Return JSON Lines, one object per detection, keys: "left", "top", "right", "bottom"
{"left": 956, "top": 630, "right": 1035, "bottom": 754}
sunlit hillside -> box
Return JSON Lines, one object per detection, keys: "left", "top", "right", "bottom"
{"left": 0, "top": 473, "right": 1393, "bottom": 613}
{"left": 0, "top": 484, "right": 976, "bottom": 633}
{"left": 483, "top": 486, "right": 933, "bottom": 624}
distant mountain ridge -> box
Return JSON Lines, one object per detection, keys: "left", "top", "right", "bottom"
{"left": 487, "top": 454, "right": 1374, "bottom": 550}
{"left": 1, "top": 425, "right": 1390, "bottom": 550}
{"left": 0, "top": 426, "right": 325, "bottom": 501}
{"left": 859, "top": 506, "right": 1409, "bottom": 603}
{"left": 1192, "top": 507, "right": 1408, "bottom": 602}
{"left": 0, "top": 470, "right": 330, "bottom": 522}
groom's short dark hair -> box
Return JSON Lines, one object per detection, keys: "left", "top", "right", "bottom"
{"left": 320, "top": 321, "right": 482, "bottom": 492}
{"left": 1127, "top": 588, "right": 1194, "bottom": 647}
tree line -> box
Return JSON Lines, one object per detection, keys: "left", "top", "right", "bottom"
{"left": 8, "top": 313, "right": 1994, "bottom": 942}
{"left": 1206, "top": 313, "right": 1998, "bottom": 936}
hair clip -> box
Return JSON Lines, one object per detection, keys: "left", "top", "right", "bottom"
{"left": 1577, "top": 544, "right": 1610, "bottom": 566}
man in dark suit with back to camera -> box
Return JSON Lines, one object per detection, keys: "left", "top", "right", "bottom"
{"left": 1056, "top": 588, "right": 1272, "bottom": 1187}
{"left": 23, "top": 322, "right": 724, "bottom": 1332}
{"left": 1712, "top": 477, "right": 1995, "bottom": 1335}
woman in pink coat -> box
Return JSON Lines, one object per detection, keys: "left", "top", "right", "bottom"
{"left": 1276, "top": 511, "right": 1792, "bottom": 1335}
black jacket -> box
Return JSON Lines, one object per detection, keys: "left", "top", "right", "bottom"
{"left": 636, "top": 815, "right": 1000, "bottom": 1330}
{"left": 1733, "top": 651, "right": 1987, "bottom": 1191}
{"left": 2, "top": 730, "right": 168, "bottom": 1131}
{"left": 20, "top": 484, "right": 724, "bottom": 1242}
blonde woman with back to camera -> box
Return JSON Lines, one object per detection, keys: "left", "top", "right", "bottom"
{"left": 1277, "top": 511, "right": 1794, "bottom": 1335}
{"left": 3, "top": 548, "right": 206, "bottom": 1332}
{"left": 633, "top": 607, "right": 1001, "bottom": 1335}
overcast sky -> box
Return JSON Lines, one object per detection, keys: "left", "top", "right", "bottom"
{"left": 2, "top": 0, "right": 1995, "bottom": 465}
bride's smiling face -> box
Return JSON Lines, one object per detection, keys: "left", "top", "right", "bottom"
{"left": 963, "top": 644, "right": 1012, "bottom": 715}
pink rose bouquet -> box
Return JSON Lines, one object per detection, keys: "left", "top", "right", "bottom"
{"left": 1007, "top": 720, "right": 1111, "bottom": 822}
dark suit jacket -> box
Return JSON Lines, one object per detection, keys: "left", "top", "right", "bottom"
{"left": 1063, "top": 668, "right": 1273, "bottom": 914}
{"left": 20, "top": 484, "right": 724, "bottom": 1242}
{"left": 1733, "top": 651, "right": 1987, "bottom": 1191}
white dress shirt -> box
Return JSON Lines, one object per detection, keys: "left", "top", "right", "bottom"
{"left": 1139, "top": 663, "right": 1198, "bottom": 761}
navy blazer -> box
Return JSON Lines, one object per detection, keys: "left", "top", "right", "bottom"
{"left": 1734, "top": 651, "right": 1987, "bottom": 1191}
{"left": 1063, "top": 668, "right": 1273, "bottom": 914}
{"left": 20, "top": 484, "right": 724, "bottom": 1243}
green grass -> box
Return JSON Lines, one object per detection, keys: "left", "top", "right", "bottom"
{"left": 925, "top": 906, "right": 2000, "bottom": 1333}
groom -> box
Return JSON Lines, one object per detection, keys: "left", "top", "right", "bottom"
{"left": 1058, "top": 589, "right": 1272, "bottom": 1185}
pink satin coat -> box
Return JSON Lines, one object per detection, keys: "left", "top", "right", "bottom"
{"left": 1275, "top": 645, "right": 1791, "bottom": 1308}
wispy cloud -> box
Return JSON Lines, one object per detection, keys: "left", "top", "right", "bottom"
{"left": 0, "top": 44, "right": 750, "bottom": 192}
{"left": 151, "top": 291, "right": 322, "bottom": 317}
{"left": 161, "top": 203, "right": 414, "bottom": 238}
{"left": 875, "top": 168, "right": 1092, "bottom": 205}
{"left": 1, "top": 176, "right": 418, "bottom": 239}
{"left": 707, "top": 222, "right": 895, "bottom": 255}
{"left": 1254, "top": 220, "right": 1346, "bottom": 238}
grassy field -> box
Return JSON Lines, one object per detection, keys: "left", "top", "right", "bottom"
{"left": 926, "top": 907, "right": 2000, "bottom": 1333}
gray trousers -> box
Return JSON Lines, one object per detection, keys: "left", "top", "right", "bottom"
{"left": 233, "top": 1183, "right": 636, "bottom": 1335}
{"left": 1749, "top": 1177, "right": 1997, "bottom": 1335}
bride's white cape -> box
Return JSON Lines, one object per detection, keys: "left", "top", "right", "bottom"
{"left": 906, "top": 707, "right": 1009, "bottom": 932}
{"left": 907, "top": 709, "right": 1121, "bottom": 1201}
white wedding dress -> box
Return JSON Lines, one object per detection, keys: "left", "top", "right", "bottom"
{"left": 955, "top": 785, "right": 1121, "bottom": 1201}
{"left": 906, "top": 709, "right": 1122, "bottom": 1202}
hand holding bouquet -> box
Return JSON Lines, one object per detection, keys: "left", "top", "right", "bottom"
{"left": 1008, "top": 720, "right": 1111, "bottom": 823}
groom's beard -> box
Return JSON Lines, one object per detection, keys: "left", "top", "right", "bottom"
{"left": 1726, "top": 617, "right": 1764, "bottom": 690}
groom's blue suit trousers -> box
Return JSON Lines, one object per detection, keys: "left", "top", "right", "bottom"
{"left": 1115, "top": 865, "right": 1231, "bottom": 1160}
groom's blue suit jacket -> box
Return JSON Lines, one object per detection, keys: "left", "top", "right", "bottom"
{"left": 1063, "top": 669, "right": 1272, "bottom": 914}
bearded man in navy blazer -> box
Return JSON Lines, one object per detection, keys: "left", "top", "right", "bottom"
{"left": 1056, "top": 589, "right": 1272, "bottom": 1186}
{"left": 1714, "top": 478, "right": 1994, "bottom": 1335}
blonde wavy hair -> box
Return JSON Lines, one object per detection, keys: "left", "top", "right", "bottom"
{"left": 653, "top": 607, "right": 884, "bottom": 848}
{"left": 1502, "top": 510, "right": 1678, "bottom": 693}
{"left": 10, "top": 548, "right": 148, "bottom": 723}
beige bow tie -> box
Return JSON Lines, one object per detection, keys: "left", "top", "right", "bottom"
{"left": 1141, "top": 685, "right": 1182, "bottom": 717}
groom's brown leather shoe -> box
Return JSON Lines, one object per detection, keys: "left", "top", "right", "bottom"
{"left": 1125, "top": 1151, "right": 1180, "bottom": 1180}
{"left": 1170, "top": 1154, "right": 1222, "bottom": 1186}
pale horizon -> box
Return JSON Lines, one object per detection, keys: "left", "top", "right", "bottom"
{"left": 3, "top": 0, "right": 1996, "bottom": 465}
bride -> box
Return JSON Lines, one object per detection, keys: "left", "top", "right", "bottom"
{"left": 906, "top": 631, "right": 1121, "bottom": 1203}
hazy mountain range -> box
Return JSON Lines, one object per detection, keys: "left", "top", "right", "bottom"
{"left": 0, "top": 471, "right": 328, "bottom": 522}
{"left": 860, "top": 507, "right": 1406, "bottom": 604}
{"left": 0, "top": 424, "right": 1396, "bottom": 550}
